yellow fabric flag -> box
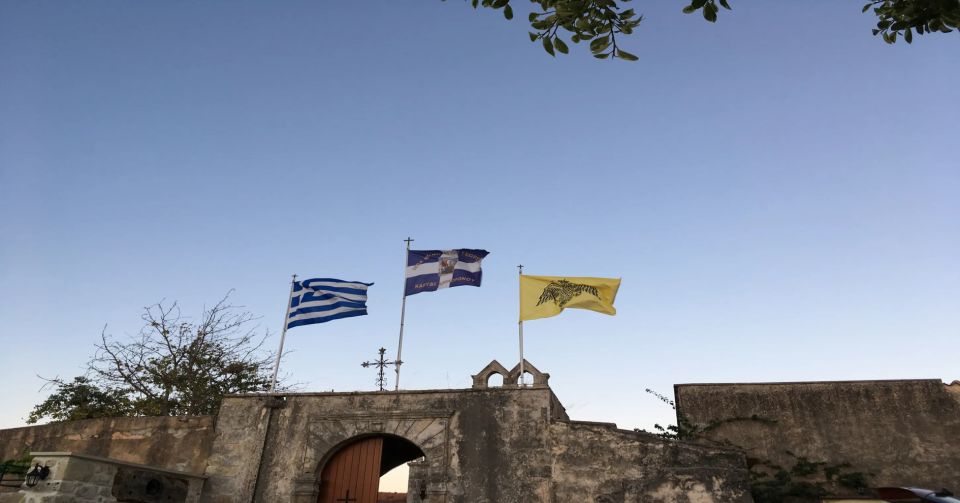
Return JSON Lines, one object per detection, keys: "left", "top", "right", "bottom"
{"left": 519, "top": 275, "right": 621, "bottom": 321}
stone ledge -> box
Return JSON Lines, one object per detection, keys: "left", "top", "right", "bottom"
{"left": 228, "top": 386, "right": 553, "bottom": 398}
{"left": 30, "top": 452, "right": 206, "bottom": 480}
{"left": 674, "top": 378, "right": 943, "bottom": 387}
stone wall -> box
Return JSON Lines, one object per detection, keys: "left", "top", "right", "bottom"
{"left": 675, "top": 379, "right": 960, "bottom": 493}
{"left": 3, "top": 452, "right": 204, "bottom": 503}
{"left": 205, "top": 385, "right": 752, "bottom": 503}
{"left": 549, "top": 420, "right": 751, "bottom": 502}
{"left": 201, "top": 396, "right": 274, "bottom": 502}
{"left": 0, "top": 416, "right": 214, "bottom": 474}
{"left": 0, "top": 372, "right": 758, "bottom": 502}
{"left": 204, "top": 388, "right": 568, "bottom": 503}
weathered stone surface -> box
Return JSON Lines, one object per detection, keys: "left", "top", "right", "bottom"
{"left": 471, "top": 359, "right": 550, "bottom": 389}
{"left": 111, "top": 465, "right": 190, "bottom": 502}
{"left": 0, "top": 417, "right": 214, "bottom": 474}
{"left": 199, "top": 397, "right": 274, "bottom": 503}
{"left": 13, "top": 452, "right": 204, "bottom": 503}
{"left": 550, "top": 421, "right": 751, "bottom": 503}
{"left": 205, "top": 381, "right": 751, "bottom": 502}
{"left": 675, "top": 379, "right": 960, "bottom": 493}
{"left": 2, "top": 364, "right": 757, "bottom": 502}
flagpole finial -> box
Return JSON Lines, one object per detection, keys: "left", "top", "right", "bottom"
{"left": 404, "top": 237, "right": 414, "bottom": 248}
{"left": 518, "top": 264, "right": 523, "bottom": 275}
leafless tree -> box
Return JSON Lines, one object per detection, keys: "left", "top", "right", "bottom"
{"left": 30, "top": 292, "right": 276, "bottom": 422}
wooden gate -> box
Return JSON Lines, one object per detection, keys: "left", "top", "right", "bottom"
{"left": 318, "top": 437, "right": 384, "bottom": 503}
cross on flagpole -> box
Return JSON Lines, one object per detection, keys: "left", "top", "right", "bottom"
{"left": 362, "top": 347, "right": 401, "bottom": 391}
{"left": 395, "top": 237, "right": 414, "bottom": 391}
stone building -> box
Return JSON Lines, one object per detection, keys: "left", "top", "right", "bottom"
{"left": 0, "top": 361, "right": 752, "bottom": 503}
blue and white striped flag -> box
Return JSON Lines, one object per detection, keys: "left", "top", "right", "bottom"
{"left": 404, "top": 249, "right": 489, "bottom": 296}
{"left": 286, "top": 278, "right": 374, "bottom": 329}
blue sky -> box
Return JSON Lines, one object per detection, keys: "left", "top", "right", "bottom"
{"left": 1, "top": 0, "right": 957, "bottom": 444}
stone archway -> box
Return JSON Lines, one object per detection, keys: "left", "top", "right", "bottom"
{"left": 292, "top": 413, "right": 452, "bottom": 503}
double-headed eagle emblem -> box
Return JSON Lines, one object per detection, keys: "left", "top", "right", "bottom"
{"left": 536, "top": 279, "right": 600, "bottom": 308}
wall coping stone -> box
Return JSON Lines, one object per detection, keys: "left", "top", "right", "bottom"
{"left": 557, "top": 419, "right": 750, "bottom": 454}
{"left": 30, "top": 452, "right": 206, "bottom": 480}
{"left": 565, "top": 419, "right": 618, "bottom": 428}
{"left": 675, "top": 378, "right": 945, "bottom": 387}
{"left": 0, "top": 415, "right": 212, "bottom": 435}
{"left": 226, "top": 386, "right": 550, "bottom": 398}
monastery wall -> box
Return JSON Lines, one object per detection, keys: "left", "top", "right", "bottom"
{"left": 549, "top": 420, "right": 750, "bottom": 502}
{"left": 675, "top": 378, "right": 960, "bottom": 493}
{"left": 205, "top": 384, "right": 752, "bottom": 503}
{"left": 0, "top": 415, "right": 214, "bottom": 474}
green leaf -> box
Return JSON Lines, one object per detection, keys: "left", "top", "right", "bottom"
{"left": 542, "top": 36, "right": 556, "bottom": 56}
{"left": 589, "top": 35, "right": 611, "bottom": 52}
{"left": 529, "top": 32, "right": 538, "bottom": 42}
{"left": 682, "top": 5, "right": 696, "bottom": 14}
{"left": 703, "top": 3, "right": 718, "bottom": 22}
{"left": 594, "top": 52, "right": 610, "bottom": 59}
{"left": 616, "top": 49, "right": 639, "bottom": 61}
{"left": 904, "top": 27, "right": 912, "bottom": 43}
{"left": 692, "top": 0, "right": 709, "bottom": 9}
{"left": 503, "top": 4, "right": 513, "bottom": 19}
{"left": 719, "top": 0, "right": 731, "bottom": 10}
{"left": 554, "top": 37, "right": 569, "bottom": 54}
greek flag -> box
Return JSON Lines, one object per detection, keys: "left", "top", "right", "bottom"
{"left": 286, "top": 278, "right": 374, "bottom": 329}
{"left": 404, "top": 249, "right": 489, "bottom": 296}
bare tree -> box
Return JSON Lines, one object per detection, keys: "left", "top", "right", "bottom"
{"left": 29, "top": 293, "right": 275, "bottom": 423}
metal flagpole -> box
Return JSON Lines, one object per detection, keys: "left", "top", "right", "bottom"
{"left": 269, "top": 274, "right": 297, "bottom": 393}
{"left": 518, "top": 264, "right": 525, "bottom": 387}
{"left": 395, "top": 237, "right": 413, "bottom": 391}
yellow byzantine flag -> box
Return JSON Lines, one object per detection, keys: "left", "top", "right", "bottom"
{"left": 519, "top": 275, "right": 621, "bottom": 321}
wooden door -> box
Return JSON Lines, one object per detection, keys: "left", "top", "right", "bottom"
{"left": 318, "top": 436, "right": 384, "bottom": 503}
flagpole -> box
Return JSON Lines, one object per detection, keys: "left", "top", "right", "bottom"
{"left": 269, "top": 274, "right": 297, "bottom": 393}
{"left": 395, "top": 237, "right": 413, "bottom": 391}
{"left": 518, "top": 264, "right": 525, "bottom": 387}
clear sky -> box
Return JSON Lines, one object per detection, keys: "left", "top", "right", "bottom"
{"left": 1, "top": 0, "right": 957, "bottom": 452}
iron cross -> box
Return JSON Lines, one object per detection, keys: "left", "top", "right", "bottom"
{"left": 362, "top": 347, "right": 401, "bottom": 391}
{"left": 335, "top": 489, "right": 357, "bottom": 503}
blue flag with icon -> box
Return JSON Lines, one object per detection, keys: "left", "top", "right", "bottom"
{"left": 404, "top": 249, "right": 489, "bottom": 296}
